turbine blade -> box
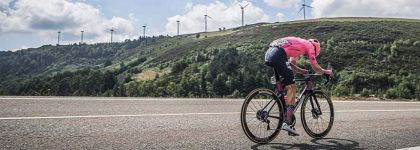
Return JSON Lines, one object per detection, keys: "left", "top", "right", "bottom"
{"left": 305, "top": 4, "right": 313, "bottom": 8}
{"left": 244, "top": 3, "right": 249, "bottom": 8}
{"left": 298, "top": 7, "right": 304, "bottom": 13}
{"left": 207, "top": 15, "right": 213, "bottom": 19}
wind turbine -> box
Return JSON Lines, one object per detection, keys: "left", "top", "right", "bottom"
{"left": 204, "top": 9, "right": 212, "bottom": 32}
{"left": 239, "top": 3, "right": 249, "bottom": 26}
{"left": 110, "top": 28, "right": 114, "bottom": 43}
{"left": 176, "top": 20, "right": 180, "bottom": 36}
{"left": 57, "top": 31, "right": 61, "bottom": 45}
{"left": 142, "top": 25, "right": 147, "bottom": 38}
{"left": 298, "top": 0, "right": 313, "bottom": 20}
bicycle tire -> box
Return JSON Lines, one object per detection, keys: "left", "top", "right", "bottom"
{"left": 300, "top": 90, "right": 334, "bottom": 138}
{"left": 241, "top": 88, "right": 283, "bottom": 143}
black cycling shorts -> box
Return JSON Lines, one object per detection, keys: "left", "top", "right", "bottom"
{"left": 264, "top": 46, "right": 295, "bottom": 86}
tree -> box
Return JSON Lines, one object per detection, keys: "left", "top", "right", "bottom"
{"left": 212, "top": 73, "right": 228, "bottom": 96}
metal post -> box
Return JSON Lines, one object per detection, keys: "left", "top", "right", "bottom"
{"left": 80, "top": 30, "right": 84, "bottom": 44}
{"left": 57, "top": 31, "right": 61, "bottom": 45}
{"left": 142, "top": 26, "right": 146, "bottom": 38}
{"left": 176, "top": 21, "right": 180, "bottom": 36}
{"left": 205, "top": 16, "right": 207, "bottom": 32}
{"left": 110, "top": 29, "right": 114, "bottom": 43}
{"left": 241, "top": 8, "right": 244, "bottom": 26}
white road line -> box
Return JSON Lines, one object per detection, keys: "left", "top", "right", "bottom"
{"left": 1, "top": 109, "right": 420, "bottom": 120}
{"left": 336, "top": 109, "right": 420, "bottom": 113}
{"left": 315, "top": 100, "right": 417, "bottom": 104}
{"left": 0, "top": 112, "right": 241, "bottom": 120}
{"left": 0, "top": 97, "right": 244, "bottom": 102}
{"left": 396, "top": 146, "right": 420, "bottom": 150}
{"left": 1, "top": 97, "right": 419, "bottom": 103}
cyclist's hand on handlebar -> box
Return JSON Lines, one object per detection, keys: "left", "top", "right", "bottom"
{"left": 323, "top": 69, "right": 333, "bottom": 75}
{"left": 322, "top": 70, "right": 333, "bottom": 84}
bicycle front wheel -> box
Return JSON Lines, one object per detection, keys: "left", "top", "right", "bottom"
{"left": 301, "top": 90, "right": 334, "bottom": 138}
{"left": 241, "top": 88, "right": 283, "bottom": 144}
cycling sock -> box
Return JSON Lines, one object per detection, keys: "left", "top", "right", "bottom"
{"left": 285, "top": 105, "right": 295, "bottom": 125}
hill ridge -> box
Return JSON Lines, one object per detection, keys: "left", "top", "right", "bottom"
{"left": 0, "top": 17, "right": 419, "bottom": 100}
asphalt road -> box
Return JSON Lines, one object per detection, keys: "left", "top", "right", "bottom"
{"left": 0, "top": 96, "right": 419, "bottom": 149}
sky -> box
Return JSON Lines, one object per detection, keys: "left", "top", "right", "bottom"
{"left": 1, "top": 0, "right": 420, "bottom": 51}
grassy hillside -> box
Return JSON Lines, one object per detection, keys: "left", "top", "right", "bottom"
{"left": 0, "top": 17, "right": 419, "bottom": 99}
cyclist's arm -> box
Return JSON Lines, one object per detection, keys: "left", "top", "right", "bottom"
{"left": 308, "top": 49, "right": 327, "bottom": 74}
{"left": 290, "top": 63, "right": 308, "bottom": 74}
{"left": 310, "top": 63, "right": 325, "bottom": 74}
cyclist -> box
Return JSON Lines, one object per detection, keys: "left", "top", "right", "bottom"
{"left": 264, "top": 37, "right": 332, "bottom": 136}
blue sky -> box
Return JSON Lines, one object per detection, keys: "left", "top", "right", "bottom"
{"left": 0, "top": 0, "right": 313, "bottom": 51}
{"left": 1, "top": 0, "right": 419, "bottom": 51}
{"left": 80, "top": 0, "right": 312, "bottom": 32}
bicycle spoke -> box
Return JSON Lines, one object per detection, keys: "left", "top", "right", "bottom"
{"left": 268, "top": 115, "right": 280, "bottom": 119}
{"left": 256, "top": 121, "right": 261, "bottom": 137}
{"left": 248, "top": 103, "right": 257, "bottom": 112}
{"left": 246, "top": 117, "right": 258, "bottom": 124}
{"left": 250, "top": 101, "right": 259, "bottom": 112}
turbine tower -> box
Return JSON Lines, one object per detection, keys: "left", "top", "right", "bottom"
{"left": 239, "top": 3, "right": 249, "bottom": 26}
{"left": 110, "top": 28, "right": 114, "bottom": 43}
{"left": 80, "top": 30, "right": 84, "bottom": 44}
{"left": 57, "top": 31, "right": 61, "bottom": 45}
{"left": 204, "top": 9, "right": 212, "bottom": 32}
{"left": 176, "top": 20, "right": 180, "bottom": 36}
{"left": 142, "top": 25, "right": 147, "bottom": 38}
{"left": 298, "top": 0, "right": 313, "bottom": 20}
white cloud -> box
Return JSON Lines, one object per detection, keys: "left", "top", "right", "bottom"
{"left": 311, "top": 0, "right": 420, "bottom": 19}
{"left": 0, "top": 0, "right": 11, "bottom": 10}
{"left": 276, "top": 12, "right": 285, "bottom": 21}
{"left": 185, "top": 2, "right": 194, "bottom": 11}
{"left": 264, "top": 0, "right": 300, "bottom": 8}
{"left": 165, "top": 1, "right": 269, "bottom": 35}
{"left": 0, "top": 0, "right": 137, "bottom": 43}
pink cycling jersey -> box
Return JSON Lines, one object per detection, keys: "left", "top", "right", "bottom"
{"left": 270, "top": 37, "right": 318, "bottom": 64}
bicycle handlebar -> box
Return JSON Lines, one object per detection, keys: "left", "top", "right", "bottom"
{"left": 296, "top": 73, "right": 333, "bottom": 85}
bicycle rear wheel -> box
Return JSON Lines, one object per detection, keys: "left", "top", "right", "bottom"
{"left": 301, "top": 90, "right": 334, "bottom": 138}
{"left": 241, "top": 88, "right": 283, "bottom": 144}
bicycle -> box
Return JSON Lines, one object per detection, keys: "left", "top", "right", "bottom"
{"left": 240, "top": 65, "right": 334, "bottom": 143}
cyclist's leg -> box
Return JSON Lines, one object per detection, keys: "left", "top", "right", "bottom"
{"left": 265, "top": 47, "right": 296, "bottom": 123}
{"left": 265, "top": 46, "right": 299, "bottom": 135}
{"left": 274, "top": 49, "right": 296, "bottom": 125}
{"left": 270, "top": 48, "right": 299, "bottom": 136}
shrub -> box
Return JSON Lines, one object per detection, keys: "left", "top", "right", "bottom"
{"left": 229, "top": 90, "right": 241, "bottom": 98}
{"left": 360, "top": 88, "right": 370, "bottom": 97}
{"left": 413, "top": 41, "right": 420, "bottom": 47}
{"left": 333, "top": 85, "right": 351, "bottom": 96}
{"left": 385, "top": 88, "right": 398, "bottom": 99}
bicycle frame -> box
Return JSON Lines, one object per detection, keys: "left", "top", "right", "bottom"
{"left": 257, "top": 67, "right": 324, "bottom": 122}
{"left": 274, "top": 75, "right": 322, "bottom": 115}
